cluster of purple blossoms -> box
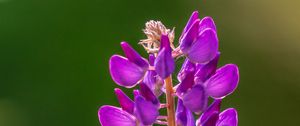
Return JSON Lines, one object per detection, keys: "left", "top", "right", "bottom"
{"left": 98, "top": 11, "right": 240, "bottom": 126}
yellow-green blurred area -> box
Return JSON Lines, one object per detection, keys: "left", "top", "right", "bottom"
{"left": 1, "top": 0, "right": 300, "bottom": 126}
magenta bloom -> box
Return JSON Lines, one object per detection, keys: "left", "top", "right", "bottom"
{"left": 109, "top": 42, "right": 149, "bottom": 88}
{"left": 99, "top": 10, "right": 240, "bottom": 126}
{"left": 196, "top": 99, "right": 238, "bottom": 126}
{"left": 180, "top": 11, "right": 218, "bottom": 64}
{"left": 99, "top": 88, "right": 159, "bottom": 126}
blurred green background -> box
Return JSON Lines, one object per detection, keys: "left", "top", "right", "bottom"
{"left": 1, "top": 0, "right": 300, "bottom": 126}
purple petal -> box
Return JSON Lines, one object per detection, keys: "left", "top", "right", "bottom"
{"left": 148, "top": 54, "right": 155, "bottom": 66}
{"left": 204, "top": 64, "right": 239, "bottom": 98}
{"left": 98, "top": 105, "right": 137, "bottom": 126}
{"left": 180, "top": 11, "right": 199, "bottom": 40}
{"left": 197, "top": 99, "right": 222, "bottom": 125}
{"left": 182, "top": 84, "right": 208, "bottom": 113}
{"left": 176, "top": 70, "right": 195, "bottom": 98}
{"left": 180, "top": 19, "right": 200, "bottom": 53}
{"left": 200, "top": 112, "right": 219, "bottom": 126}
{"left": 154, "top": 35, "right": 175, "bottom": 79}
{"left": 195, "top": 52, "right": 220, "bottom": 84}
{"left": 143, "top": 54, "right": 164, "bottom": 96}
{"left": 139, "top": 83, "right": 159, "bottom": 105}
{"left": 143, "top": 70, "right": 156, "bottom": 91}
{"left": 143, "top": 70, "right": 163, "bottom": 96}
{"left": 143, "top": 55, "right": 157, "bottom": 90}
{"left": 176, "top": 99, "right": 196, "bottom": 126}
{"left": 187, "top": 28, "right": 219, "bottom": 64}
{"left": 199, "top": 17, "right": 217, "bottom": 34}
{"left": 216, "top": 108, "right": 238, "bottom": 126}
{"left": 134, "top": 96, "right": 159, "bottom": 125}
{"left": 121, "top": 42, "right": 149, "bottom": 69}
{"left": 114, "top": 88, "right": 134, "bottom": 114}
{"left": 159, "top": 34, "right": 172, "bottom": 51}
{"left": 109, "top": 55, "right": 146, "bottom": 88}
{"left": 177, "top": 58, "right": 196, "bottom": 82}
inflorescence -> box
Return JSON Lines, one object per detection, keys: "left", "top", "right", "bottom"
{"left": 98, "top": 11, "right": 240, "bottom": 126}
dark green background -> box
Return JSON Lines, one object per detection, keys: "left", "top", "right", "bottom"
{"left": 1, "top": 0, "right": 300, "bottom": 126}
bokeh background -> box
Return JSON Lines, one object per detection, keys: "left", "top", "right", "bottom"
{"left": 1, "top": 0, "right": 300, "bottom": 126}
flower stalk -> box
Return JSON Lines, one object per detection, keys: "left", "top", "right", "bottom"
{"left": 165, "top": 76, "right": 176, "bottom": 126}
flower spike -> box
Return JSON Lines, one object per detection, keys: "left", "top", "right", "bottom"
{"left": 100, "top": 11, "right": 240, "bottom": 126}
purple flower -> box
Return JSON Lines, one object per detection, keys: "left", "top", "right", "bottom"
{"left": 100, "top": 10, "right": 241, "bottom": 126}
{"left": 98, "top": 105, "right": 137, "bottom": 126}
{"left": 176, "top": 56, "right": 239, "bottom": 113}
{"left": 196, "top": 99, "right": 238, "bottom": 126}
{"left": 143, "top": 54, "right": 164, "bottom": 96}
{"left": 98, "top": 88, "right": 159, "bottom": 126}
{"left": 154, "top": 34, "right": 175, "bottom": 79}
{"left": 180, "top": 11, "right": 219, "bottom": 64}
{"left": 109, "top": 42, "right": 149, "bottom": 88}
{"left": 176, "top": 99, "right": 195, "bottom": 126}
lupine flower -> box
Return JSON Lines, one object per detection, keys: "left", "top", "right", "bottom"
{"left": 176, "top": 99, "right": 195, "bottom": 126}
{"left": 196, "top": 99, "right": 238, "bottom": 126}
{"left": 179, "top": 11, "right": 218, "bottom": 64}
{"left": 143, "top": 54, "right": 164, "bottom": 96}
{"left": 99, "top": 88, "right": 159, "bottom": 126}
{"left": 99, "top": 10, "right": 240, "bottom": 126}
{"left": 154, "top": 34, "right": 175, "bottom": 79}
{"left": 109, "top": 42, "right": 149, "bottom": 88}
{"left": 176, "top": 57, "right": 239, "bottom": 113}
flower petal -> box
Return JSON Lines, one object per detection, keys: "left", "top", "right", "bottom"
{"left": 180, "top": 11, "right": 199, "bottom": 40}
{"left": 195, "top": 52, "right": 220, "bottom": 84}
{"left": 109, "top": 55, "right": 146, "bottom": 88}
{"left": 199, "top": 17, "right": 217, "bottom": 34}
{"left": 154, "top": 35, "right": 175, "bottom": 79}
{"left": 139, "top": 82, "right": 159, "bottom": 105}
{"left": 176, "top": 70, "right": 195, "bottom": 98}
{"left": 180, "top": 19, "right": 200, "bottom": 53}
{"left": 197, "top": 99, "right": 222, "bottom": 125}
{"left": 114, "top": 88, "right": 134, "bottom": 114}
{"left": 187, "top": 28, "right": 219, "bottom": 64}
{"left": 176, "top": 99, "right": 196, "bottom": 126}
{"left": 216, "top": 108, "right": 238, "bottom": 126}
{"left": 143, "top": 70, "right": 163, "bottom": 96}
{"left": 148, "top": 54, "right": 155, "bottom": 66}
{"left": 121, "top": 42, "right": 149, "bottom": 69}
{"left": 134, "top": 96, "right": 159, "bottom": 125}
{"left": 182, "top": 84, "right": 208, "bottom": 113}
{"left": 177, "top": 58, "right": 196, "bottom": 82}
{"left": 143, "top": 54, "right": 164, "bottom": 96}
{"left": 200, "top": 112, "right": 219, "bottom": 126}
{"left": 204, "top": 64, "right": 239, "bottom": 98}
{"left": 98, "top": 105, "right": 137, "bottom": 126}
